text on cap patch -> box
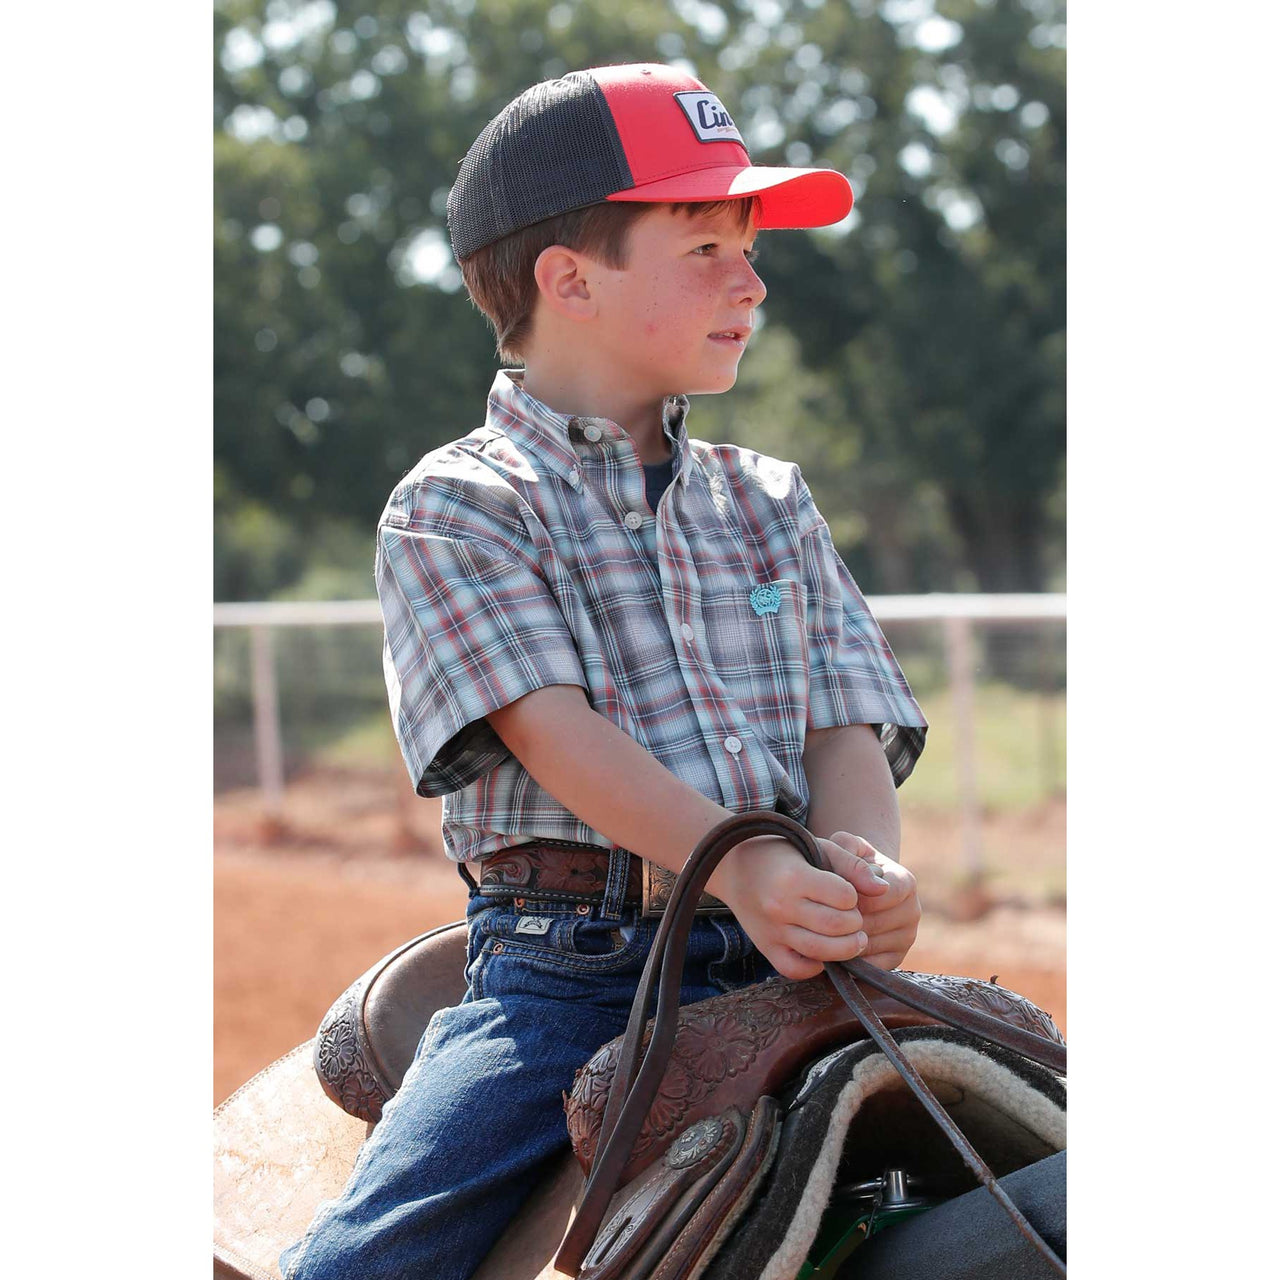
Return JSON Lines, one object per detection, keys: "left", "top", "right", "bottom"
{"left": 673, "top": 91, "right": 746, "bottom": 146}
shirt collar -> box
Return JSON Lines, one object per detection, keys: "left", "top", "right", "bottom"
{"left": 486, "top": 369, "right": 693, "bottom": 489}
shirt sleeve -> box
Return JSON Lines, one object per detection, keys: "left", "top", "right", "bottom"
{"left": 797, "top": 482, "right": 928, "bottom": 786}
{"left": 376, "top": 519, "right": 587, "bottom": 797}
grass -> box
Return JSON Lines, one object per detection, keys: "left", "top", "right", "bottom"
{"left": 901, "top": 682, "right": 1065, "bottom": 813}
{"left": 311, "top": 712, "right": 403, "bottom": 768}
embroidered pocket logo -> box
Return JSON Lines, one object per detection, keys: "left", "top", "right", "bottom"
{"left": 750, "top": 583, "right": 782, "bottom": 617}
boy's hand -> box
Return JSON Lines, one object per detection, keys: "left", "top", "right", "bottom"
{"left": 826, "top": 832, "right": 920, "bottom": 971}
{"left": 707, "top": 833, "right": 894, "bottom": 980}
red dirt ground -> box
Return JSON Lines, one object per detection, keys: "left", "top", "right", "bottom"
{"left": 214, "top": 769, "right": 1065, "bottom": 1105}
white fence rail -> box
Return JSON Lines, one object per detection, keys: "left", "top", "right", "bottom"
{"left": 214, "top": 593, "right": 1066, "bottom": 880}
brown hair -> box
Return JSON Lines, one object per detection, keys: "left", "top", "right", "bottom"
{"left": 457, "top": 197, "right": 761, "bottom": 364}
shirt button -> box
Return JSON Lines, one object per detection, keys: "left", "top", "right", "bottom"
{"left": 724, "top": 736, "right": 742, "bottom": 755}
{"left": 568, "top": 468, "right": 581, "bottom": 487}
{"left": 583, "top": 423, "right": 603, "bottom": 443}
{"left": 622, "top": 511, "right": 644, "bottom": 530}
{"left": 680, "top": 623, "right": 695, "bottom": 642}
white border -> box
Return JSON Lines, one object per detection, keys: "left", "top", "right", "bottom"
{"left": 5, "top": 0, "right": 209, "bottom": 1268}
{"left": 1070, "top": 3, "right": 1275, "bottom": 1266}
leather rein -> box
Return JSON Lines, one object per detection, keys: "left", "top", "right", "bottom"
{"left": 555, "top": 811, "right": 1067, "bottom": 1277}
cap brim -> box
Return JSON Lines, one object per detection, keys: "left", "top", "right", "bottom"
{"left": 606, "top": 165, "right": 853, "bottom": 228}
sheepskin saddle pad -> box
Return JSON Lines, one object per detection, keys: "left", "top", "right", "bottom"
{"left": 699, "top": 1026, "right": 1066, "bottom": 1280}
{"left": 563, "top": 982, "right": 1065, "bottom": 1280}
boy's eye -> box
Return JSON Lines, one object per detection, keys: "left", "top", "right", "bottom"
{"left": 694, "top": 243, "right": 761, "bottom": 263}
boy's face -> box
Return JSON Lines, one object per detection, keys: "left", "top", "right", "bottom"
{"left": 585, "top": 203, "right": 766, "bottom": 398}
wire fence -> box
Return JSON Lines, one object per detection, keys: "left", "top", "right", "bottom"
{"left": 214, "top": 595, "right": 1064, "bottom": 881}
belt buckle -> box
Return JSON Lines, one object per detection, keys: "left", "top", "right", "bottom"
{"left": 641, "top": 860, "right": 731, "bottom": 919}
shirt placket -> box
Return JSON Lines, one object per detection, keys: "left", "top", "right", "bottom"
{"left": 584, "top": 424, "right": 663, "bottom": 591}
{"left": 657, "top": 478, "right": 766, "bottom": 812}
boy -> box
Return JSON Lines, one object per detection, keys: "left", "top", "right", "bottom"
{"left": 281, "top": 63, "right": 927, "bottom": 1280}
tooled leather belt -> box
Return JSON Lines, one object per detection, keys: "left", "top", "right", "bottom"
{"left": 475, "top": 839, "right": 731, "bottom": 918}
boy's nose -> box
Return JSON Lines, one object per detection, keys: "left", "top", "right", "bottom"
{"left": 737, "top": 262, "right": 767, "bottom": 308}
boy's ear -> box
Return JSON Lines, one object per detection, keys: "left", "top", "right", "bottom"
{"left": 533, "top": 245, "right": 597, "bottom": 323}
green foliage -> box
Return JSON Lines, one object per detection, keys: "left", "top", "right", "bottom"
{"left": 214, "top": 620, "right": 394, "bottom": 787}
{"left": 900, "top": 680, "right": 1065, "bottom": 812}
{"left": 214, "top": 0, "right": 1065, "bottom": 599}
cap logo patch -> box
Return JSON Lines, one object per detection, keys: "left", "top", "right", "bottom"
{"left": 673, "top": 91, "right": 745, "bottom": 146}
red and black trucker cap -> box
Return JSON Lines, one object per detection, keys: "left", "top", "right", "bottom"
{"left": 446, "top": 62, "right": 854, "bottom": 262}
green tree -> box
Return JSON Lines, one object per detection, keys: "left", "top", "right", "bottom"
{"left": 688, "top": 0, "right": 1065, "bottom": 591}
{"left": 214, "top": 0, "right": 1064, "bottom": 598}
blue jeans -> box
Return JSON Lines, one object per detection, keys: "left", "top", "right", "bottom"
{"left": 280, "top": 891, "right": 776, "bottom": 1280}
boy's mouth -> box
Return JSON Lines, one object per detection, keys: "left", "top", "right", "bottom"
{"left": 708, "top": 327, "right": 750, "bottom": 348}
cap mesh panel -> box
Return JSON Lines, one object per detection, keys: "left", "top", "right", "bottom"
{"left": 447, "top": 71, "right": 634, "bottom": 261}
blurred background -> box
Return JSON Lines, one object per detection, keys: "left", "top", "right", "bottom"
{"left": 213, "top": 0, "right": 1065, "bottom": 1103}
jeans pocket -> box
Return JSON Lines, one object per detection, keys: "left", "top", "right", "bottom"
{"left": 478, "top": 902, "right": 649, "bottom": 973}
{"left": 707, "top": 917, "right": 771, "bottom": 993}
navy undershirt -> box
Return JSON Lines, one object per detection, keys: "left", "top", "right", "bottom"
{"left": 642, "top": 455, "right": 675, "bottom": 515}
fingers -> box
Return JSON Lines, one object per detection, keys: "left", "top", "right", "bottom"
{"left": 771, "top": 920, "right": 912, "bottom": 976}
{"left": 860, "top": 880, "right": 919, "bottom": 933}
{"left": 790, "top": 896, "right": 864, "bottom": 938}
{"left": 819, "top": 835, "right": 890, "bottom": 899}
{"left": 859, "top": 938, "right": 915, "bottom": 970}
{"left": 860, "top": 905, "right": 921, "bottom": 954}
{"left": 763, "top": 912, "right": 916, "bottom": 977}
{"left": 785, "top": 919, "right": 915, "bottom": 973}
{"left": 768, "top": 947, "right": 825, "bottom": 982}
{"left": 754, "top": 834, "right": 889, "bottom": 911}
{"left": 857, "top": 879, "right": 915, "bottom": 916}
{"left": 802, "top": 860, "right": 859, "bottom": 910}
{"left": 828, "top": 831, "right": 880, "bottom": 861}
{"left": 835, "top": 845, "right": 917, "bottom": 918}
{"left": 860, "top": 907, "right": 920, "bottom": 971}
{"left": 744, "top": 831, "right": 918, "bottom": 978}
{"left": 858, "top": 881, "right": 921, "bottom": 929}
{"left": 780, "top": 922, "right": 868, "bottom": 964}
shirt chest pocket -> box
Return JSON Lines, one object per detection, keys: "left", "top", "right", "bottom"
{"left": 697, "top": 578, "right": 809, "bottom": 741}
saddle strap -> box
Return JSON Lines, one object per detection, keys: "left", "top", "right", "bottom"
{"left": 555, "top": 811, "right": 1067, "bottom": 1278}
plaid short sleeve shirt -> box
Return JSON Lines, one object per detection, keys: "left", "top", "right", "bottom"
{"left": 376, "top": 370, "right": 927, "bottom": 864}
